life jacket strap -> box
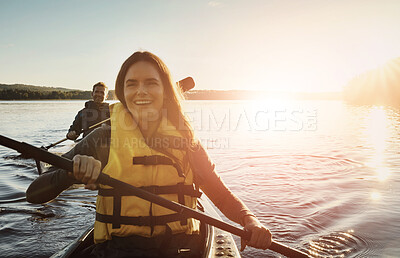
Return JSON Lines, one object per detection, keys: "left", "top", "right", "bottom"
{"left": 177, "top": 182, "right": 187, "bottom": 226}
{"left": 133, "top": 155, "right": 173, "bottom": 165}
{"left": 98, "top": 185, "right": 202, "bottom": 198}
{"left": 96, "top": 212, "right": 186, "bottom": 229}
{"left": 132, "top": 155, "right": 185, "bottom": 177}
{"left": 97, "top": 185, "right": 201, "bottom": 229}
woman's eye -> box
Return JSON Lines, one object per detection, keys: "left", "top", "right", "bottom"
{"left": 126, "top": 83, "right": 138, "bottom": 87}
{"left": 146, "top": 81, "right": 158, "bottom": 87}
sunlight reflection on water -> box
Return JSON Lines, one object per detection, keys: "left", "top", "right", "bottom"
{"left": 363, "top": 106, "right": 392, "bottom": 182}
{"left": 185, "top": 100, "right": 400, "bottom": 257}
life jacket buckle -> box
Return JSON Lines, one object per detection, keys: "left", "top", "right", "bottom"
{"left": 177, "top": 248, "right": 191, "bottom": 254}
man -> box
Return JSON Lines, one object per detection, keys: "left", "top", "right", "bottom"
{"left": 66, "top": 82, "right": 110, "bottom": 140}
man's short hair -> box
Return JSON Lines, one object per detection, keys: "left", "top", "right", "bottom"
{"left": 92, "top": 82, "right": 108, "bottom": 92}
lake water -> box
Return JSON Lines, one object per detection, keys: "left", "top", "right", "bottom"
{"left": 0, "top": 99, "right": 399, "bottom": 257}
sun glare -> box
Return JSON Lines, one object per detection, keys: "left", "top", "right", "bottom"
{"left": 370, "top": 191, "right": 381, "bottom": 201}
{"left": 364, "top": 107, "right": 391, "bottom": 182}
{"left": 251, "top": 91, "right": 295, "bottom": 102}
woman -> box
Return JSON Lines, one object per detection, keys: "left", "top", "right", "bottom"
{"left": 26, "top": 51, "right": 272, "bottom": 257}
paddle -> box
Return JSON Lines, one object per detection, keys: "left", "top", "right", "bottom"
{"left": 0, "top": 134, "right": 310, "bottom": 258}
{"left": 43, "top": 118, "right": 111, "bottom": 150}
{"left": 44, "top": 77, "right": 195, "bottom": 150}
{"left": 178, "top": 76, "right": 195, "bottom": 92}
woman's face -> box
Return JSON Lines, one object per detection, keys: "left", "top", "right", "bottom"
{"left": 124, "top": 61, "right": 164, "bottom": 125}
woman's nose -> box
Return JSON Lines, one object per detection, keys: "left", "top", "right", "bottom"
{"left": 136, "top": 83, "right": 147, "bottom": 95}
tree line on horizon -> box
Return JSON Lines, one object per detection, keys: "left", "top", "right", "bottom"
{"left": 0, "top": 89, "right": 92, "bottom": 100}
{"left": 344, "top": 57, "right": 400, "bottom": 106}
{"left": 0, "top": 88, "right": 115, "bottom": 100}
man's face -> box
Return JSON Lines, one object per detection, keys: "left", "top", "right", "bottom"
{"left": 92, "top": 86, "right": 108, "bottom": 103}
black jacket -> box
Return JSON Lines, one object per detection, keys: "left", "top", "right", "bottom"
{"left": 68, "top": 101, "right": 110, "bottom": 137}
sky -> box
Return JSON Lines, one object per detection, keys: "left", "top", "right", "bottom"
{"left": 1, "top": 0, "right": 400, "bottom": 93}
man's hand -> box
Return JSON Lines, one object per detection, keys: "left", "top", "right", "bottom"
{"left": 66, "top": 130, "right": 78, "bottom": 140}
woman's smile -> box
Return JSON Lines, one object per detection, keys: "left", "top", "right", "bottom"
{"left": 134, "top": 99, "right": 153, "bottom": 105}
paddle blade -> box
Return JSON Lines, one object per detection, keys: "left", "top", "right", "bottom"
{"left": 178, "top": 77, "right": 195, "bottom": 92}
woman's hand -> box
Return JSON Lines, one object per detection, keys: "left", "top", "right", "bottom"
{"left": 241, "top": 215, "right": 272, "bottom": 251}
{"left": 71, "top": 154, "right": 101, "bottom": 190}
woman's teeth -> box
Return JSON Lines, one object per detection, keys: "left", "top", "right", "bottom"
{"left": 134, "top": 100, "right": 152, "bottom": 105}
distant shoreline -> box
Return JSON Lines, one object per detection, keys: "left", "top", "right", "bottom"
{"left": 0, "top": 83, "right": 342, "bottom": 101}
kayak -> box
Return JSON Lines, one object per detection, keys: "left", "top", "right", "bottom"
{"left": 51, "top": 196, "right": 241, "bottom": 258}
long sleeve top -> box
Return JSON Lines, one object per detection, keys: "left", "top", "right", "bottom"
{"left": 68, "top": 101, "right": 110, "bottom": 137}
{"left": 26, "top": 126, "right": 254, "bottom": 226}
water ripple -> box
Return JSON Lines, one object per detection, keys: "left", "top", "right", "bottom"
{"left": 0, "top": 206, "right": 55, "bottom": 218}
{"left": 307, "top": 230, "right": 371, "bottom": 257}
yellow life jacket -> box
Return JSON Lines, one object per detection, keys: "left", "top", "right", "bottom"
{"left": 94, "top": 103, "right": 201, "bottom": 243}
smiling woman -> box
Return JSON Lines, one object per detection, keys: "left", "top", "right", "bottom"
{"left": 25, "top": 51, "right": 274, "bottom": 257}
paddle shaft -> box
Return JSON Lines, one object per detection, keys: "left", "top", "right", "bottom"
{"left": 0, "top": 135, "right": 310, "bottom": 258}
{"left": 44, "top": 138, "right": 67, "bottom": 150}
{"left": 44, "top": 118, "right": 111, "bottom": 149}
